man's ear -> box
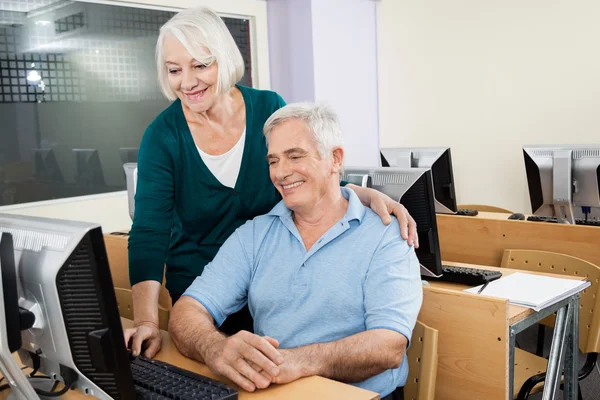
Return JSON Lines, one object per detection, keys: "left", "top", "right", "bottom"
{"left": 331, "top": 147, "right": 344, "bottom": 173}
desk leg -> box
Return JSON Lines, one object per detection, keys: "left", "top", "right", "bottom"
{"left": 563, "top": 297, "right": 580, "bottom": 400}
{"left": 541, "top": 305, "right": 570, "bottom": 400}
{"left": 509, "top": 328, "right": 516, "bottom": 400}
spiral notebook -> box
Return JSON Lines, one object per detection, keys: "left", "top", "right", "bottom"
{"left": 465, "top": 272, "right": 591, "bottom": 311}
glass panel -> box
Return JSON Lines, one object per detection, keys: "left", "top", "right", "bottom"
{"left": 0, "top": 1, "right": 253, "bottom": 206}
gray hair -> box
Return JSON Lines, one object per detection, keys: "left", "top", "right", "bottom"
{"left": 156, "top": 6, "right": 245, "bottom": 100}
{"left": 263, "top": 103, "right": 344, "bottom": 160}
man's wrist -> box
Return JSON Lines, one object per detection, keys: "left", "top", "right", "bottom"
{"left": 196, "top": 330, "right": 225, "bottom": 362}
{"left": 288, "top": 347, "right": 320, "bottom": 378}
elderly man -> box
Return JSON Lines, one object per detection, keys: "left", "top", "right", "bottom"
{"left": 169, "top": 103, "right": 423, "bottom": 400}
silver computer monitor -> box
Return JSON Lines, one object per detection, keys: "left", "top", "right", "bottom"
{"left": 342, "top": 167, "right": 442, "bottom": 278}
{"left": 32, "top": 148, "right": 64, "bottom": 183}
{"left": 123, "top": 163, "right": 137, "bottom": 221}
{"left": 380, "top": 147, "right": 457, "bottom": 214}
{"left": 119, "top": 147, "right": 139, "bottom": 165}
{"left": 523, "top": 145, "right": 600, "bottom": 224}
{"left": 0, "top": 214, "right": 137, "bottom": 399}
{"left": 73, "top": 148, "right": 105, "bottom": 186}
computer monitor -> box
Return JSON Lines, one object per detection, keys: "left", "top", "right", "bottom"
{"left": 32, "top": 148, "right": 65, "bottom": 183}
{"left": 523, "top": 145, "right": 600, "bottom": 224}
{"left": 0, "top": 213, "right": 137, "bottom": 399}
{"left": 342, "top": 167, "right": 443, "bottom": 278}
{"left": 123, "top": 163, "right": 137, "bottom": 220}
{"left": 380, "top": 147, "right": 457, "bottom": 214}
{"left": 73, "top": 148, "right": 106, "bottom": 186}
{"left": 0, "top": 232, "right": 39, "bottom": 399}
{"left": 119, "top": 147, "right": 139, "bottom": 165}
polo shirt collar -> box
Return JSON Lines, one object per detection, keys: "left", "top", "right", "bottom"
{"left": 266, "top": 187, "right": 366, "bottom": 224}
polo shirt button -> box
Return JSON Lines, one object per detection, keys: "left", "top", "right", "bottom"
{"left": 233, "top": 191, "right": 238, "bottom": 196}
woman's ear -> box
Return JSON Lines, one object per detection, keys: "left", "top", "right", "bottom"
{"left": 331, "top": 147, "right": 344, "bottom": 173}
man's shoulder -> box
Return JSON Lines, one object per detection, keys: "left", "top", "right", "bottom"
{"left": 361, "top": 208, "right": 402, "bottom": 237}
{"left": 235, "top": 211, "right": 283, "bottom": 241}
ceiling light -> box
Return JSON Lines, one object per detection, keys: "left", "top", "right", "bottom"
{"left": 27, "top": 70, "right": 41, "bottom": 83}
{"left": 35, "top": 20, "right": 51, "bottom": 26}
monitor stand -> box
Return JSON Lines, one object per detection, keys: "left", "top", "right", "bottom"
{"left": 552, "top": 150, "right": 576, "bottom": 224}
{"left": 420, "top": 264, "right": 442, "bottom": 278}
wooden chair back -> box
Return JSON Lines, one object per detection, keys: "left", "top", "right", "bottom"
{"left": 405, "top": 320, "right": 439, "bottom": 400}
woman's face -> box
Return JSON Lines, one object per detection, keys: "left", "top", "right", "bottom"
{"left": 163, "top": 35, "right": 219, "bottom": 113}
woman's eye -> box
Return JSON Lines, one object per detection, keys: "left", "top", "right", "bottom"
{"left": 194, "top": 64, "right": 207, "bottom": 69}
{"left": 168, "top": 69, "right": 179, "bottom": 74}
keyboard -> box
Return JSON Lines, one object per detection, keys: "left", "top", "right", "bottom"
{"left": 527, "top": 215, "right": 600, "bottom": 226}
{"left": 455, "top": 208, "right": 479, "bottom": 217}
{"left": 131, "top": 355, "right": 238, "bottom": 400}
{"left": 433, "top": 265, "right": 503, "bottom": 286}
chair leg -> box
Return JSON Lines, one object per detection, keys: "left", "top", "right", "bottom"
{"left": 536, "top": 324, "right": 545, "bottom": 357}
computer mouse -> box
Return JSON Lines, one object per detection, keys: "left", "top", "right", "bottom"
{"left": 508, "top": 213, "right": 526, "bottom": 220}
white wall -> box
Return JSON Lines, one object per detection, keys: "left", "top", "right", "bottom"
{"left": 267, "top": 0, "right": 380, "bottom": 167}
{"left": 311, "top": 0, "right": 380, "bottom": 167}
{"left": 1, "top": 0, "right": 269, "bottom": 232}
{"left": 377, "top": 0, "right": 600, "bottom": 213}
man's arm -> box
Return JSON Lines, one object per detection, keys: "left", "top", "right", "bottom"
{"left": 271, "top": 329, "right": 407, "bottom": 384}
{"left": 170, "top": 296, "right": 284, "bottom": 392}
{"left": 274, "top": 220, "right": 423, "bottom": 385}
{"left": 168, "top": 225, "right": 285, "bottom": 392}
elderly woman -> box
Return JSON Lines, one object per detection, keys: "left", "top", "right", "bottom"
{"left": 125, "top": 6, "right": 419, "bottom": 358}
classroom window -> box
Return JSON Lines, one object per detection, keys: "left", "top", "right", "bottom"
{"left": 0, "top": 1, "right": 253, "bottom": 206}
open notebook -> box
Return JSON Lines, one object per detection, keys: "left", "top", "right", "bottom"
{"left": 465, "top": 272, "right": 591, "bottom": 312}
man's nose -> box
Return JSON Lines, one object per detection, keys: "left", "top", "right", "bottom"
{"left": 275, "top": 159, "right": 292, "bottom": 181}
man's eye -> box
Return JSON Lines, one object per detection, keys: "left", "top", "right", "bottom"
{"left": 268, "top": 160, "right": 277, "bottom": 166}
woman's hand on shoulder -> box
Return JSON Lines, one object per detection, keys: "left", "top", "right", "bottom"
{"left": 347, "top": 184, "right": 419, "bottom": 248}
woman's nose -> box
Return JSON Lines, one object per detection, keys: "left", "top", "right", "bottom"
{"left": 180, "top": 69, "right": 197, "bottom": 90}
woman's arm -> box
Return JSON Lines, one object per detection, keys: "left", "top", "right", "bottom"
{"left": 346, "top": 184, "right": 419, "bottom": 248}
{"left": 125, "top": 125, "right": 176, "bottom": 357}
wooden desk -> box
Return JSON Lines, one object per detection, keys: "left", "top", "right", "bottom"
{"left": 419, "top": 262, "right": 583, "bottom": 400}
{"left": 437, "top": 212, "right": 600, "bottom": 268}
{"left": 1, "top": 319, "right": 378, "bottom": 400}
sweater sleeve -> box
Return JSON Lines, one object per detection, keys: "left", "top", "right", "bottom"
{"left": 128, "top": 124, "right": 175, "bottom": 286}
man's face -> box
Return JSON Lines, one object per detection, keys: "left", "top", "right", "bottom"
{"left": 267, "top": 119, "right": 338, "bottom": 212}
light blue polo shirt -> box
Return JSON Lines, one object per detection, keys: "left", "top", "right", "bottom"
{"left": 183, "top": 187, "right": 423, "bottom": 396}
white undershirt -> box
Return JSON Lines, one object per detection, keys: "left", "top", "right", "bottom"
{"left": 196, "top": 129, "right": 246, "bottom": 188}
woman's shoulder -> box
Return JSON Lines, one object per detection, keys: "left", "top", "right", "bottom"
{"left": 147, "top": 100, "right": 182, "bottom": 131}
{"left": 237, "top": 85, "right": 285, "bottom": 110}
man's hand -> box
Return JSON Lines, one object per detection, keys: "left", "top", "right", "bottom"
{"left": 347, "top": 185, "right": 419, "bottom": 247}
{"left": 124, "top": 322, "right": 162, "bottom": 358}
{"left": 270, "top": 349, "right": 312, "bottom": 385}
{"left": 203, "top": 331, "right": 284, "bottom": 392}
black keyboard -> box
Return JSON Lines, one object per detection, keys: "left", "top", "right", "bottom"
{"left": 527, "top": 215, "right": 600, "bottom": 226}
{"left": 433, "top": 265, "right": 503, "bottom": 286}
{"left": 455, "top": 208, "right": 479, "bottom": 216}
{"left": 131, "top": 356, "right": 238, "bottom": 400}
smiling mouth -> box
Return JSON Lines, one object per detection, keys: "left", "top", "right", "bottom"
{"left": 185, "top": 88, "right": 208, "bottom": 101}
{"left": 282, "top": 181, "right": 304, "bottom": 190}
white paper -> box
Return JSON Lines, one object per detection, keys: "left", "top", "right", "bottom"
{"left": 465, "top": 272, "right": 590, "bottom": 311}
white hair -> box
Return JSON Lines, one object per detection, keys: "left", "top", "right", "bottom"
{"left": 156, "top": 6, "right": 245, "bottom": 100}
{"left": 263, "top": 103, "right": 344, "bottom": 160}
